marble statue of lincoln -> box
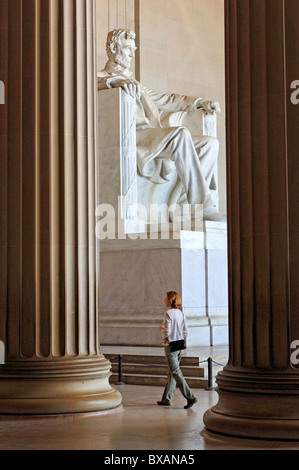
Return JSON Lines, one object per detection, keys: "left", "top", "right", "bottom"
{"left": 98, "top": 29, "right": 226, "bottom": 222}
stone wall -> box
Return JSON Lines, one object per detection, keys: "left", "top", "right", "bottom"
{"left": 97, "top": 0, "right": 136, "bottom": 76}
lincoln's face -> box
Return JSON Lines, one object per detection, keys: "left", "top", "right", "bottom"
{"left": 114, "top": 35, "right": 136, "bottom": 69}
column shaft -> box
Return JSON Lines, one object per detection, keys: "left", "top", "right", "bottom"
{"left": 204, "top": 0, "right": 299, "bottom": 439}
{"left": 0, "top": 0, "right": 121, "bottom": 414}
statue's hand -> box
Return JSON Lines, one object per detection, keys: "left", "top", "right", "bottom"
{"left": 113, "top": 79, "right": 142, "bottom": 99}
{"left": 199, "top": 100, "right": 221, "bottom": 115}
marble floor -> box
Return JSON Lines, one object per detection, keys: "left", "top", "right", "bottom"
{"left": 1, "top": 383, "right": 299, "bottom": 450}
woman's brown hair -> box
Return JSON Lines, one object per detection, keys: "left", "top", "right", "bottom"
{"left": 166, "top": 291, "right": 182, "bottom": 309}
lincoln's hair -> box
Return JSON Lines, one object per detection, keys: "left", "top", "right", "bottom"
{"left": 106, "top": 29, "right": 136, "bottom": 59}
{"left": 166, "top": 291, "right": 182, "bottom": 310}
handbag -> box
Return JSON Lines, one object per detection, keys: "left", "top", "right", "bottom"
{"left": 169, "top": 339, "right": 186, "bottom": 352}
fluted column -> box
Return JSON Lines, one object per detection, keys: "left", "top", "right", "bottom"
{"left": 204, "top": 0, "right": 299, "bottom": 439}
{"left": 0, "top": 0, "right": 121, "bottom": 414}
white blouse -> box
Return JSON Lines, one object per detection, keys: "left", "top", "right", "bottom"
{"left": 162, "top": 309, "right": 188, "bottom": 345}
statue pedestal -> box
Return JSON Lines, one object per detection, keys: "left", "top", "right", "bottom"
{"left": 99, "top": 221, "right": 228, "bottom": 347}
{"left": 97, "top": 87, "right": 227, "bottom": 348}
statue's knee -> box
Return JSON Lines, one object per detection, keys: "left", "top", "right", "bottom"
{"left": 215, "top": 138, "right": 220, "bottom": 151}
{"left": 178, "top": 127, "right": 192, "bottom": 140}
{"left": 208, "top": 136, "right": 219, "bottom": 152}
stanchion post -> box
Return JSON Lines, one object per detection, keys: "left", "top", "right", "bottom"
{"left": 205, "top": 357, "right": 215, "bottom": 391}
{"left": 116, "top": 354, "right": 126, "bottom": 385}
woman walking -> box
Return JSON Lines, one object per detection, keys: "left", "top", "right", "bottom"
{"left": 157, "top": 291, "right": 197, "bottom": 409}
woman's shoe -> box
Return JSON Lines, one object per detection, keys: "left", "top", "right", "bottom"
{"left": 157, "top": 401, "right": 171, "bottom": 406}
{"left": 184, "top": 397, "right": 197, "bottom": 409}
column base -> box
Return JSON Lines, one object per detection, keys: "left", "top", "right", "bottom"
{"left": 204, "top": 409, "right": 299, "bottom": 441}
{"left": 0, "top": 356, "right": 122, "bottom": 415}
{"left": 204, "top": 368, "right": 299, "bottom": 440}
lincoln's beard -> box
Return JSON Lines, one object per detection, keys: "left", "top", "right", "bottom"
{"left": 114, "top": 52, "right": 131, "bottom": 70}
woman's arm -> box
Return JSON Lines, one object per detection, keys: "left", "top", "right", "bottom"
{"left": 159, "top": 312, "right": 170, "bottom": 345}
{"left": 182, "top": 312, "right": 188, "bottom": 339}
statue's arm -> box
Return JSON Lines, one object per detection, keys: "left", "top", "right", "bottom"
{"left": 98, "top": 74, "right": 125, "bottom": 90}
{"left": 145, "top": 87, "right": 200, "bottom": 112}
{"left": 145, "top": 87, "right": 221, "bottom": 115}
{"left": 98, "top": 74, "right": 141, "bottom": 98}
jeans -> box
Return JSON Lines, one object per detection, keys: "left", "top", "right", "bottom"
{"left": 161, "top": 345, "right": 195, "bottom": 404}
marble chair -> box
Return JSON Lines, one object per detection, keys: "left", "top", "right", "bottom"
{"left": 138, "top": 107, "right": 219, "bottom": 224}
{"left": 97, "top": 87, "right": 218, "bottom": 231}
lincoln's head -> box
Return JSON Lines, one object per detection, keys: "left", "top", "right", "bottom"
{"left": 106, "top": 29, "right": 137, "bottom": 70}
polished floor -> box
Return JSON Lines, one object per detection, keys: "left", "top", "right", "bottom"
{"left": 1, "top": 383, "right": 299, "bottom": 450}
{"left": 1, "top": 345, "right": 299, "bottom": 450}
